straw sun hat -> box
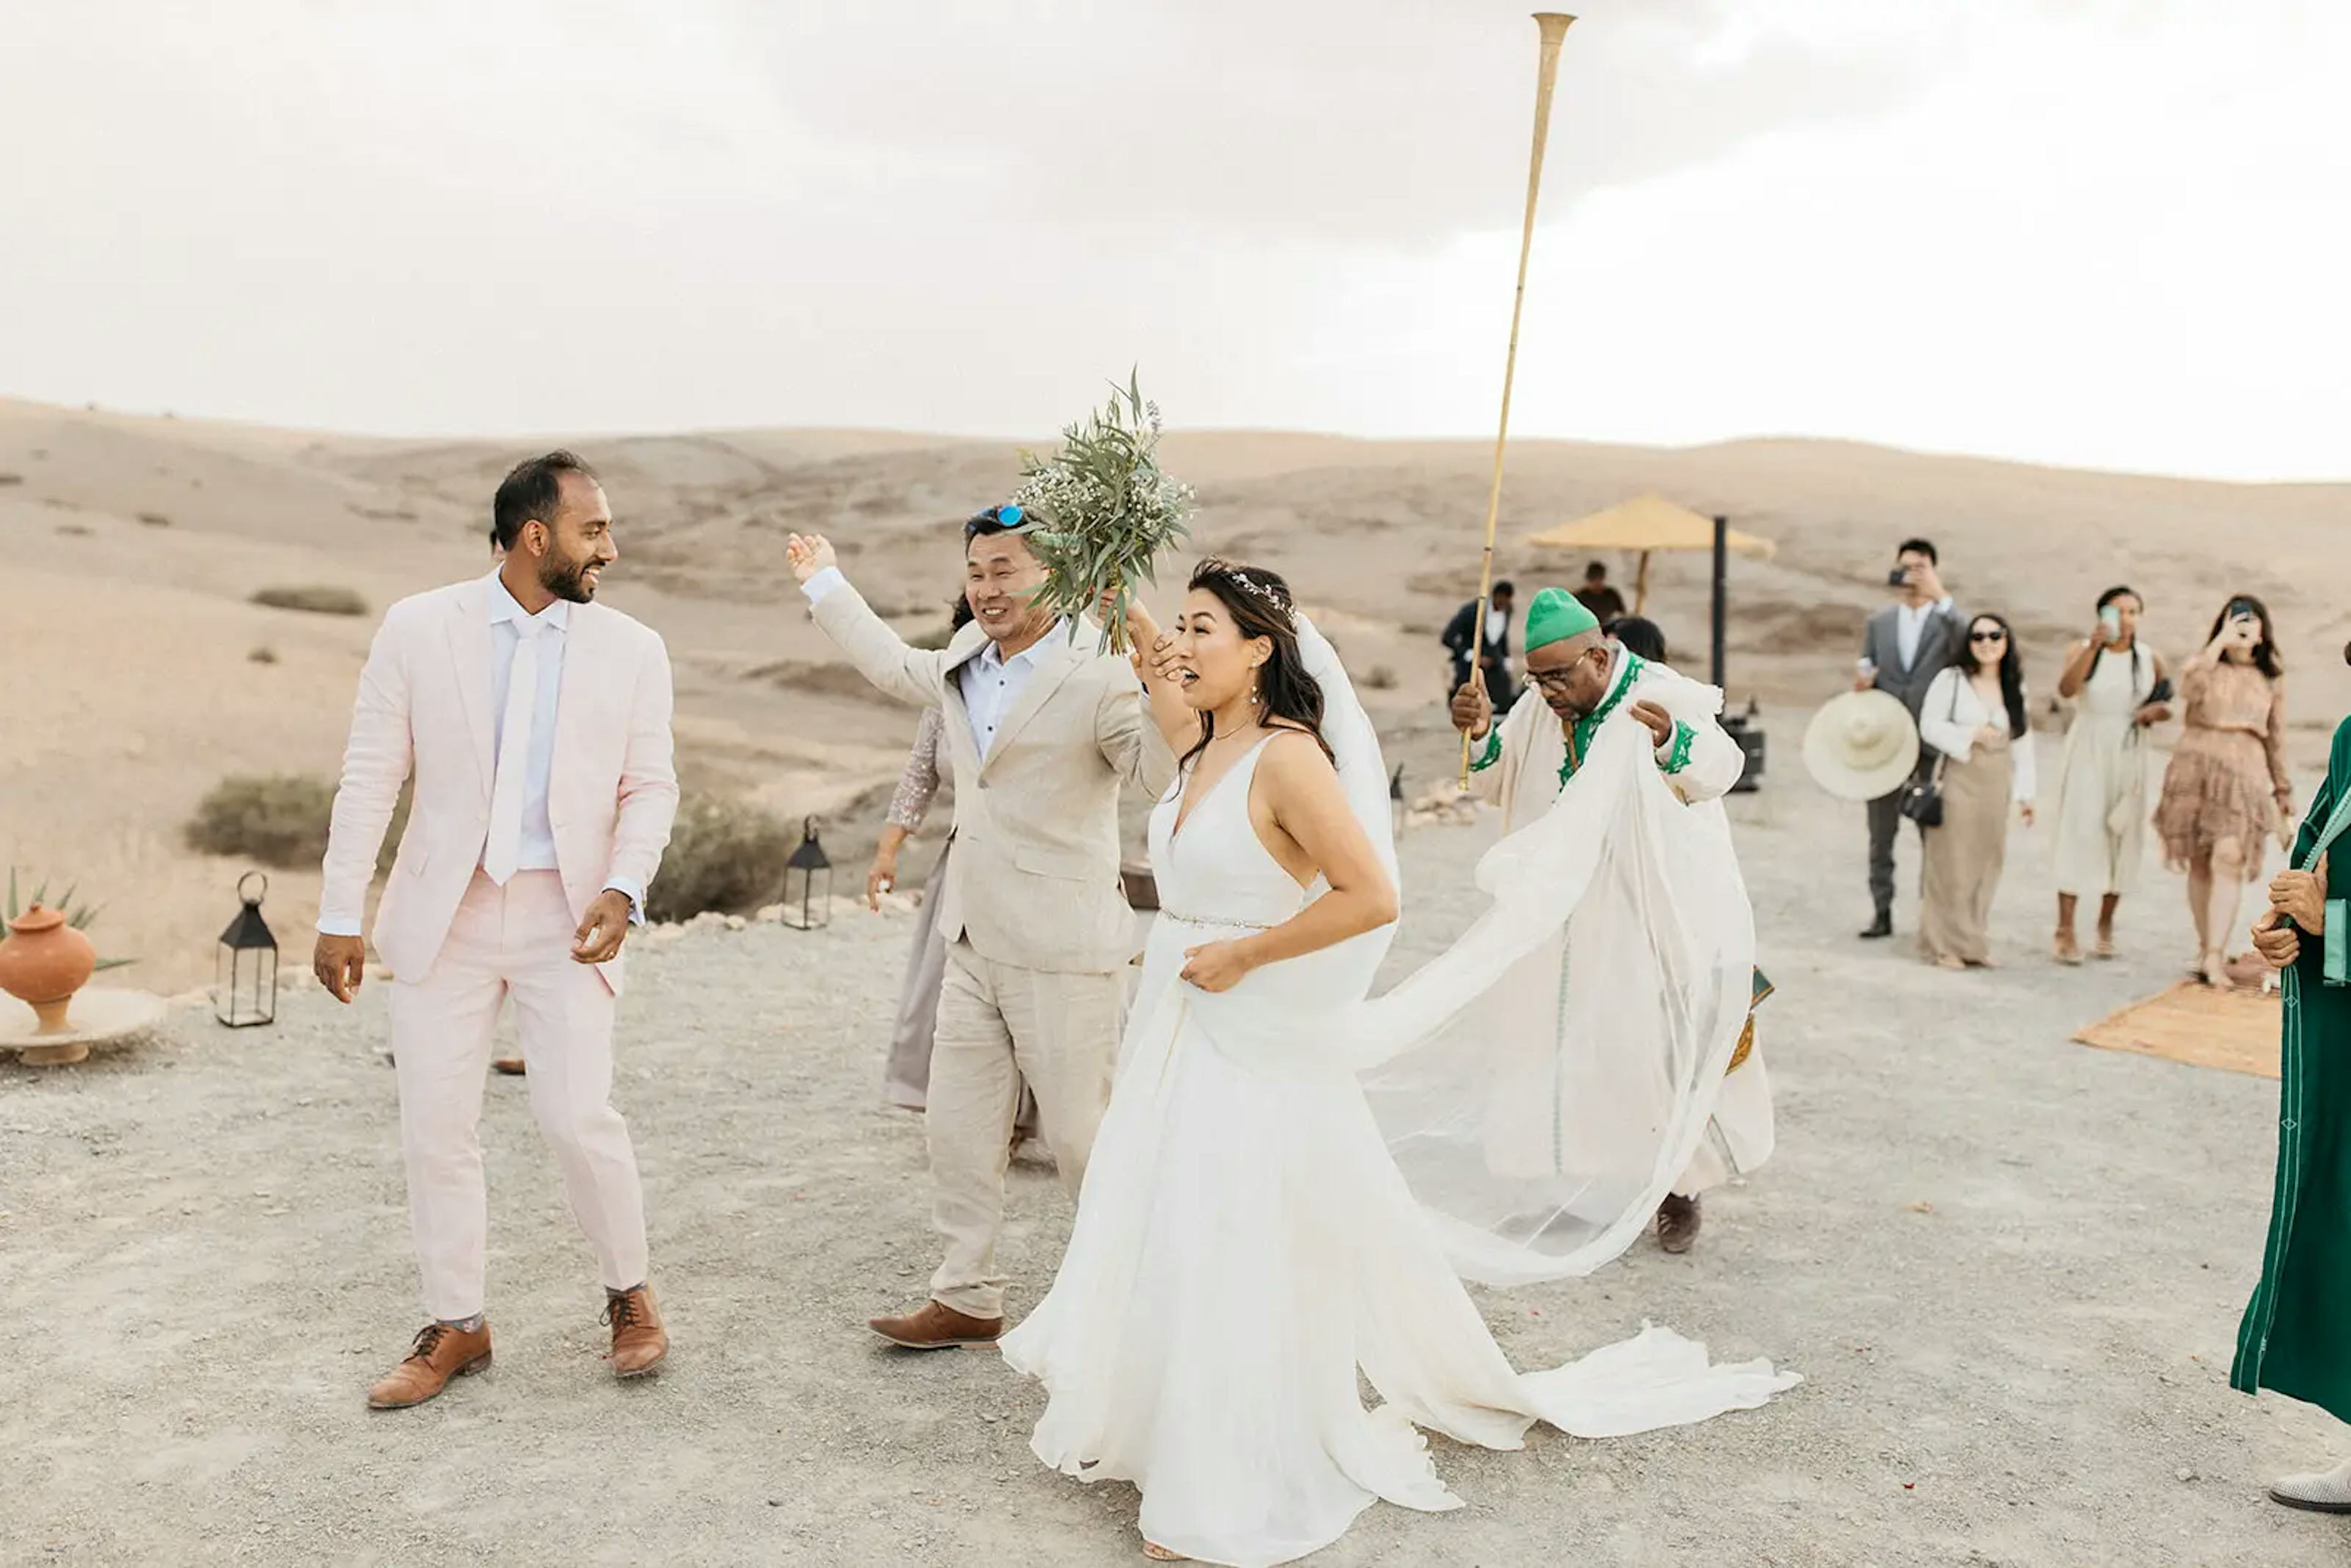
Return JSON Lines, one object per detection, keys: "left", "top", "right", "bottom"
{"left": 1802, "top": 690, "right": 1922, "bottom": 802}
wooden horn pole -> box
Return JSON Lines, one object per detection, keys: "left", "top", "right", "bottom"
{"left": 1461, "top": 12, "right": 1577, "bottom": 788}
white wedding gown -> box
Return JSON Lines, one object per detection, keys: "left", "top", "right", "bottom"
{"left": 1000, "top": 724, "right": 1797, "bottom": 1567}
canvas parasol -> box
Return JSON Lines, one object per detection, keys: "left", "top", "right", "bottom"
{"left": 1526, "top": 493, "right": 1776, "bottom": 616}
{"left": 1528, "top": 493, "right": 1778, "bottom": 790}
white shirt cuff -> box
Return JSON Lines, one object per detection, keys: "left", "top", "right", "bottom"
{"left": 315, "top": 916, "right": 362, "bottom": 937}
{"left": 800, "top": 566, "right": 847, "bottom": 606}
{"left": 602, "top": 877, "right": 646, "bottom": 927}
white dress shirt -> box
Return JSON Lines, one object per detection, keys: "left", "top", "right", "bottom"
{"left": 1895, "top": 595, "right": 1955, "bottom": 672}
{"left": 960, "top": 634, "right": 1056, "bottom": 760}
{"left": 315, "top": 573, "right": 640, "bottom": 937}
{"left": 800, "top": 565, "right": 1057, "bottom": 760}
{"left": 1485, "top": 606, "right": 1510, "bottom": 673}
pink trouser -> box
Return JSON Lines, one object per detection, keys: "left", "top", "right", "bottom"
{"left": 389, "top": 870, "right": 648, "bottom": 1321}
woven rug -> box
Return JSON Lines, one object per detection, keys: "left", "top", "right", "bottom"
{"left": 2074, "top": 980, "right": 2282, "bottom": 1079}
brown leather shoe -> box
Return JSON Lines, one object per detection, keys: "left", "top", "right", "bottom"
{"left": 1657, "top": 1193, "right": 1702, "bottom": 1255}
{"left": 367, "top": 1320, "right": 492, "bottom": 1409}
{"left": 491, "top": 1057, "right": 527, "bottom": 1076}
{"left": 602, "top": 1286, "right": 667, "bottom": 1378}
{"left": 869, "top": 1300, "right": 1002, "bottom": 1349}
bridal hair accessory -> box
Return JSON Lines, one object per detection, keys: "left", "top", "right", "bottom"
{"left": 1203, "top": 559, "right": 1294, "bottom": 625}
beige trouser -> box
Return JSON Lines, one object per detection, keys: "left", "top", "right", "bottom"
{"left": 389, "top": 870, "right": 648, "bottom": 1322}
{"left": 926, "top": 939, "right": 1123, "bottom": 1319}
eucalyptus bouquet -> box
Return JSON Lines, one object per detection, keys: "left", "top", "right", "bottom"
{"left": 1010, "top": 370, "right": 1194, "bottom": 655}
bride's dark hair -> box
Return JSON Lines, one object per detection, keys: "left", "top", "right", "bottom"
{"left": 1183, "top": 558, "right": 1332, "bottom": 767}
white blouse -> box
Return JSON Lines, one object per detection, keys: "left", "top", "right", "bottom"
{"left": 1919, "top": 666, "right": 2038, "bottom": 803}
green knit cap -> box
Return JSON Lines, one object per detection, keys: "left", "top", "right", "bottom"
{"left": 1523, "top": 587, "right": 1599, "bottom": 652}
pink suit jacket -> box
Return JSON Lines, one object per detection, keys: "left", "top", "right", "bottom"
{"left": 320, "top": 575, "right": 679, "bottom": 994}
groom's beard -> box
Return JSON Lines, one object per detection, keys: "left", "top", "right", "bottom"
{"left": 542, "top": 554, "right": 597, "bottom": 604}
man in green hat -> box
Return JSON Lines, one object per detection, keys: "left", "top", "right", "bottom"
{"left": 1450, "top": 587, "right": 1770, "bottom": 1255}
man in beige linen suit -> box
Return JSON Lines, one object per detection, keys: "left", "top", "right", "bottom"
{"left": 314, "top": 452, "right": 680, "bottom": 1409}
{"left": 787, "top": 506, "right": 1182, "bottom": 1348}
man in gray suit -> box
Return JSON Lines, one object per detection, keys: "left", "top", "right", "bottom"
{"left": 1854, "top": 538, "right": 1960, "bottom": 939}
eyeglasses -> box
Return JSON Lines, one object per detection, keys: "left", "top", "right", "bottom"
{"left": 1526, "top": 669, "right": 1580, "bottom": 694}
{"left": 1969, "top": 629, "right": 2007, "bottom": 643}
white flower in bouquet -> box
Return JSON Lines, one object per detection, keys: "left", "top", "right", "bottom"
{"left": 1010, "top": 370, "right": 1194, "bottom": 654}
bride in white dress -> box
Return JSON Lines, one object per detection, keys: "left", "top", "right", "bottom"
{"left": 1000, "top": 560, "right": 1796, "bottom": 1566}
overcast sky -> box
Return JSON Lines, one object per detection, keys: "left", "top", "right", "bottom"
{"left": 3, "top": 1, "right": 2342, "bottom": 480}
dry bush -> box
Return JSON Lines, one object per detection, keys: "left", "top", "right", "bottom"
{"left": 248, "top": 647, "right": 279, "bottom": 664}
{"left": 0, "top": 473, "right": 21, "bottom": 486}
{"left": 1364, "top": 665, "right": 1398, "bottom": 691}
{"left": 252, "top": 584, "right": 368, "bottom": 617}
{"left": 137, "top": 511, "right": 171, "bottom": 527}
{"left": 186, "top": 774, "right": 407, "bottom": 875}
{"left": 643, "top": 792, "right": 798, "bottom": 924}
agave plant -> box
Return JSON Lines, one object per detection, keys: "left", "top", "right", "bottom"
{"left": 2, "top": 869, "right": 136, "bottom": 972}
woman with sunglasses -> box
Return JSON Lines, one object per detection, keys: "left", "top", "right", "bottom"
{"left": 1914, "top": 614, "right": 2038, "bottom": 969}
{"left": 2156, "top": 594, "right": 2293, "bottom": 986}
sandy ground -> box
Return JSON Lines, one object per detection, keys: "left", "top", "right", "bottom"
{"left": 7, "top": 770, "right": 2350, "bottom": 1566}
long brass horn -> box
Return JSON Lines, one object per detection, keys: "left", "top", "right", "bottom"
{"left": 1460, "top": 12, "right": 1575, "bottom": 788}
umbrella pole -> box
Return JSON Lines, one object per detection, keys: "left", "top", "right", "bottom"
{"left": 1711, "top": 515, "right": 1728, "bottom": 691}
{"left": 1633, "top": 549, "right": 1651, "bottom": 616}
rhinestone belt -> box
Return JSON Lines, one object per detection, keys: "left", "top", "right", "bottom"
{"left": 1159, "top": 909, "right": 1275, "bottom": 931}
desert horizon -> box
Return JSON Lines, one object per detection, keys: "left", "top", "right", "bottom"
{"left": 6, "top": 391, "right": 2347, "bottom": 994}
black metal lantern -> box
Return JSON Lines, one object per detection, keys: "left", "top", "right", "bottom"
{"left": 216, "top": 871, "right": 278, "bottom": 1027}
{"left": 781, "top": 817, "right": 832, "bottom": 931}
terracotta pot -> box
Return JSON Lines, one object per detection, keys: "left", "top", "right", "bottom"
{"left": 0, "top": 904, "right": 97, "bottom": 1035}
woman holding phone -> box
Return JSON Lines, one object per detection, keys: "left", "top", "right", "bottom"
{"left": 2156, "top": 594, "right": 2292, "bottom": 986}
{"left": 2049, "top": 587, "right": 2171, "bottom": 963}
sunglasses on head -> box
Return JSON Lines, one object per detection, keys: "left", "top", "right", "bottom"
{"left": 964, "top": 503, "right": 1029, "bottom": 540}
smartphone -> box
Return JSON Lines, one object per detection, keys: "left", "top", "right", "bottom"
{"left": 1886, "top": 568, "right": 1910, "bottom": 588}
{"left": 2098, "top": 606, "right": 2122, "bottom": 636}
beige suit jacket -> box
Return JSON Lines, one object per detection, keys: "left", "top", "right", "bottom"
{"left": 321, "top": 576, "right": 680, "bottom": 993}
{"left": 812, "top": 582, "right": 1177, "bottom": 975}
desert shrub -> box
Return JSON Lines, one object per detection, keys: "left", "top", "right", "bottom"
{"left": 643, "top": 792, "right": 798, "bottom": 923}
{"left": 0, "top": 473, "right": 21, "bottom": 486}
{"left": 248, "top": 647, "right": 279, "bottom": 664}
{"left": 252, "top": 585, "right": 368, "bottom": 617}
{"left": 137, "top": 511, "right": 171, "bottom": 527}
{"left": 185, "top": 774, "right": 408, "bottom": 875}
{"left": 1364, "top": 665, "right": 1398, "bottom": 691}
{"left": 907, "top": 621, "right": 956, "bottom": 651}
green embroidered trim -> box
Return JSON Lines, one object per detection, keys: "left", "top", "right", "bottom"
{"left": 2327, "top": 902, "right": 2346, "bottom": 987}
{"left": 1469, "top": 729, "right": 1503, "bottom": 773}
{"left": 1557, "top": 652, "right": 1646, "bottom": 789}
{"left": 1661, "top": 720, "right": 1696, "bottom": 775}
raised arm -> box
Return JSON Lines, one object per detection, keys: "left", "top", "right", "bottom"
{"left": 2055, "top": 637, "right": 2099, "bottom": 701}
{"left": 1176, "top": 732, "right": 1398, "bottom": 992}
{"left": 1092, "top": 651, "right": 1180, "bottom": 798}
{"left": 1121, "top": 596, "right": 1198, "bottom": 765}
{"left": 786, "top": 533, "right": 951, "bottom": 709}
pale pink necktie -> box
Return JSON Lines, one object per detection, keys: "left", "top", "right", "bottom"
{"left": 481, "top": 622, "right": 541, "bottom": 885}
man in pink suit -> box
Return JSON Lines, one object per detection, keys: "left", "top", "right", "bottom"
{"left": 314, "top": 451, "right": 680, "bottom": 1410}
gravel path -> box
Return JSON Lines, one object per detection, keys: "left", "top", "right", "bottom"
{"left": 5, "top": 781, "right": 2345, "bottom": 1566}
